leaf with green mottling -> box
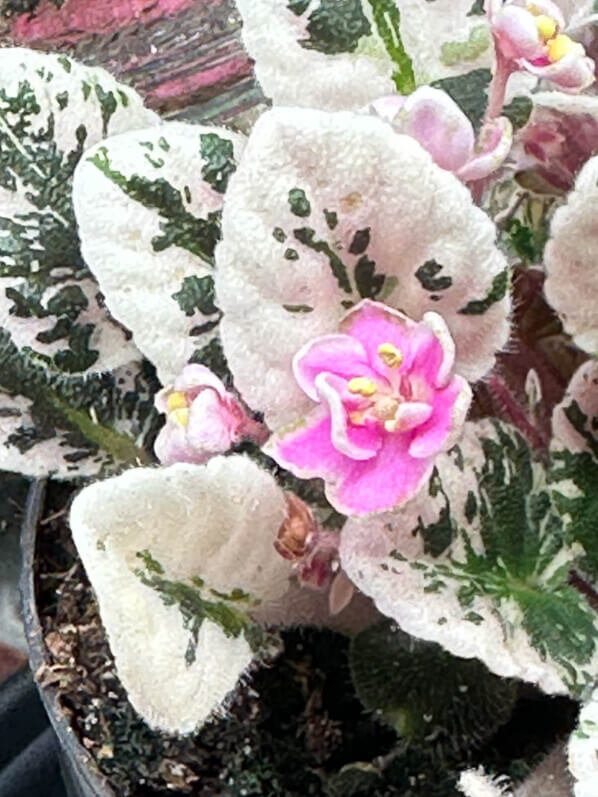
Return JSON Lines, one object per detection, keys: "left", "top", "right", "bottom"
{"left": 0, "top": 48, "right": 155, "bottom": 375}
{"left": 73, "top": 122, "right": 246, "bottom": 385}
{"left": 340, "top": 420, "right": 598, "bottom": 697}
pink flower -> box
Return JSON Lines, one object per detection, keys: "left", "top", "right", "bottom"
{"left": 266, "top": 301, "right": 472, "bottom": 517}
{"left": 489, "top": 0, "right": 595, "bottom": 92}
{"left": 154, "top": 364, "right": 265, "bottom": 465}
{"left": 371, "top": 87, "right": 513, "bottom": 183}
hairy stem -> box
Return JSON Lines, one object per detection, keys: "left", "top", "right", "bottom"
{"left": 487, "top": 374, "right": 550, "bottom": 451}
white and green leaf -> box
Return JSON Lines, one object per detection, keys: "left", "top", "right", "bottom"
{"left": 236, "top": 0, "right": 491, "bottom": 111}
{"left": 340, "top": 420, "right": 598, "bottom": 697}
{"left": 215, "top": 107, "right": 510, "bottom": 429}
{"left": 73, "top": 122, "right": 246, "bottom": 384}
{"left": 0, "top": 327, "right": 160, "bottom": 478}
{"left": 550, "top": 361, "right": 598, "bottom": 584}
{"left": 70, "top": 456, "right": 293, "bottom": 733}
{"left": 0, "top": 47, "right": 157, "bottom": 375}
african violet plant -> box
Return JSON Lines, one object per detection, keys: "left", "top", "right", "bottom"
{"left": 3, "top": 0, "right": 598, "bottom": 792}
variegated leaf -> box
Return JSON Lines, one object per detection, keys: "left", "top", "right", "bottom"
{"left": 0, "top": 328, "right": 160, "bottom": 478}
{"left": 0, "top": 47, "right": 158, "bottom": 374}
{"left": 340, "top": 420, "right": 598, "bottom": 697}
{"left": 73, "top": 123, "right": 246, "bottom": 385}
{"left": 70, "top": 456, "right": 293, "bottom": 733}
{"left": 550, "top": 361, "right": 598, "bottom": 584}
{"left": 215, "top": 107, "right": 510, "bottom": 429}
{"left": 237, "top": 0, "right": 492, "bottom": 110}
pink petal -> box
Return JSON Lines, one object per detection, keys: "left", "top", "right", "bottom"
{"left": 409, "top": 375, "right": 472, "bottom": 459}
{"left": 457, "top": 117, "right": 514, "bottom": 182}
{"left": 186, "top": 390, "right": 239, "bottom": 453}
{"left": 154, "top": 422, "right": 207, "bottom": 466}
{"left": 340, "top": 300, "right": 416, "bottom": 375}
{"left": 394, "top": 401, "right": 433, "bottom": 431}
{"left": 315, "top": 372, "right": 382, "bottom": 460}
{"left": 421, "top": 312, "right": 456, "bottom": 388}
{"left": 331, "top": 435, "right": 434, "bottom": 516}
{"left": 267, "top": 409, "right": 353, "bottom": 483}
{"left": 293, "top": 334, "right": 374, "bottom": 402}
{"left": 493, "top": 6, "right": 545, "bottom": 61}
{"left": 520, "top": 53, "right": 596, "bottom": 92}
{"left": 397, "top": 87, "right": 475, "bottom": 173}
{"left": 174, "top": 363, "right": 227, "bottom": 398}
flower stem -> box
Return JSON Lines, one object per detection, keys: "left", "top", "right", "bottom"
{"left": 486, "top": 47, "right": 514, "bottom": 121}
{"left": 487, "top": 374, "right": 549, "bottom": 450}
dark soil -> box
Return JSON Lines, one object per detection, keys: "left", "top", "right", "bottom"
{"left": 34, "top": 481, "right": 579, "bottom": 797}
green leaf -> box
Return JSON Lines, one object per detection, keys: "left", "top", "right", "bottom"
{"left": 300, "top": 0, "right": 372, "bottom": 55}
{"left": 502, "top": 95, "right": 533, "bottom": 132}
{"left": 431, "top": 69, "right": 492, "bottom": 131}
{"left": 350, "top": 621, "right": 517, "bottom": 752}
{"left": 367, "top": 0, "right": 416, "bottom": 95}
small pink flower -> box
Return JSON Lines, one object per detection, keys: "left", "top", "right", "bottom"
{"left": 371, "top": 87, "right": 513, "bottom": 183}
{"left": 490, "top": 1, "right": 595, "bottom": 92}
{"left": 266, "top": 301, "right": 472, "bottom": 517}
{"left": 154, "top": 364, "right": 265, "bottom": 465}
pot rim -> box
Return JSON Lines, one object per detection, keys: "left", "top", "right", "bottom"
{"left": 19, "top": 478, "right": 115, "bottom": 797}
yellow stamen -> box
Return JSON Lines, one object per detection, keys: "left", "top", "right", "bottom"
{"left": 167, "top": 391, "right": 188, "bottom": 411}
{"left": 377, "top": 342, "right": 403, "bottom": 369}
{"left": 535, "top": 14, "right": 557, "bottom": 41}
{"left": 547, "top": 34, "right": 581, "bottom": 63}
{"left": 348, "top": 377, "right": 377, "bottom": 397}
{"left": 171, "top": 408, "right": 190, "bottom": 427}
{"left": 349, "top": 411, "right": 366, "bottom": 426}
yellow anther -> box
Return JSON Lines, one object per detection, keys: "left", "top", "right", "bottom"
{"left": 348, "top": 377, "right": 377, "bottom": 397}
{"left": 547, "top": 34, "right": 581, "bottom": 62}
{"left": 526, "top": 3, "right": 541, "bottom": 14}
{"left": 171, "top": 408, "right": 190, "bottom": 427}
{"left": 377, "top": 342, "right": 403, "bottom": 369}
{"left": 535, "top": 14, "right": 557, "bottom": 41}
{"left": 167, "top": 391, "right": 188, "bottom": 411}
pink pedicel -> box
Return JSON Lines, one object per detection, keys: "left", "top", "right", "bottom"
{"left": 268, "top": 301, "right": 472, "bottom": 517}
{"left": 154, "top": 363, "right": 265, "bottom": 466}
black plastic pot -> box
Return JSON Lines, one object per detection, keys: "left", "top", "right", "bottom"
{"left": 20, "top": 480, "right": 114, "bottom": 797}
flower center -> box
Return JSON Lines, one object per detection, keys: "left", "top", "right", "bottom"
{"left": 167, "top": 390, "right": 190, "bottom": 427}
{"left": 526, "top": 4, "right": 584, "bottom": 63}
{"left": 346, "top": 343, "right": 415, "bottom": 433}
